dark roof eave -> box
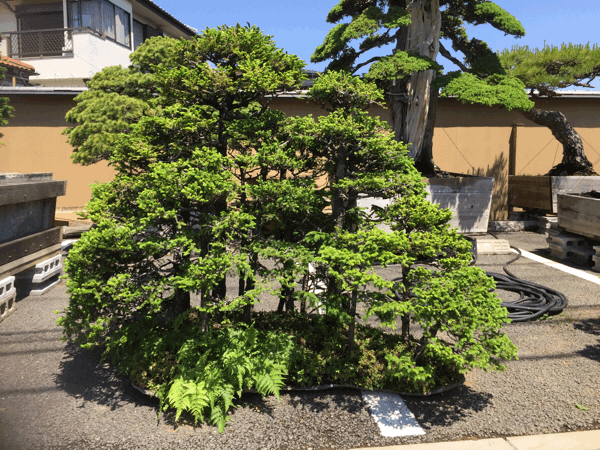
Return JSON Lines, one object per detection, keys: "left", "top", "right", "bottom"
{"left": 134, "top": 0, "right": 196, "bottom": 36}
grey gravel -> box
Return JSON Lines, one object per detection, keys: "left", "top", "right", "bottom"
{"left": 2, "top": 231, "right": 600, "bottom": 449}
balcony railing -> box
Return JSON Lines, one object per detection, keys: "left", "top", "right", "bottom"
{"left": 5, "top": 28, "right": 80, "bottom": 59}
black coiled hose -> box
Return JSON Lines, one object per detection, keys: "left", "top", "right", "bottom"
{"left": 466, "top": 233, "right": 568, "bottom": 322}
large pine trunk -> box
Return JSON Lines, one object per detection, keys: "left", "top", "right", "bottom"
{"left": 520, "top": 107, "right": 598, "bottom": 176}
{"left": 390, "top": 0, "right": 441, "bottom": 171}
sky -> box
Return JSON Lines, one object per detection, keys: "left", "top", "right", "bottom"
{"left": 152, "top": 0, "right": 600, "bottom": 90}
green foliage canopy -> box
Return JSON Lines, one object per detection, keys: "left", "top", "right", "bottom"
{"left": 498, "top": 43, "right": 600, "bottom": 97}
{"left": 58, "top": 28, "right": 517, "bottom": 432}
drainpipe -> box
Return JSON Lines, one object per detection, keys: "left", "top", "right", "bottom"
{"left": 62, "top": 0, "right": 68, "bottom": 28}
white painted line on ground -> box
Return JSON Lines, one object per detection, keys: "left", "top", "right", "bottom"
{"left": 360, "top": 390, "right": 425, "bottom": 437}
{"left": 512, "top": 248, "right": 600, "bottom": 285}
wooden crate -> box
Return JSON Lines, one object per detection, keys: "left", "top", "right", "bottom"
{"left": 557, "top": 194, "right": 600, "bottom": 241}
{"left": 508, "top": 176, "right": 552, "bottom": 211}
{"left": 509, "top": 175, "right": 600, "bottom": 213}
{"left": 0, "top": 173, "right": 67, "bottom": 281}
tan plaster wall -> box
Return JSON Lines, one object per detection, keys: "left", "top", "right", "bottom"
{"left": 2, "top": 94, "right": 599, "bottom": 221}
{"left": 0, "top": 95, "right": 116, "bottom": 209}
{"left": 274, "top": 96, "right": 600, "bottom": 220}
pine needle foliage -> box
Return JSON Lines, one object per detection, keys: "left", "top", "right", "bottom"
{"left": 498, "top": 43, "right": 600, "bottom": 98}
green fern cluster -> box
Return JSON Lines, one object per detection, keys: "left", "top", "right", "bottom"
{"left": 116, "top": 315, "right": 294, "bottom": 433}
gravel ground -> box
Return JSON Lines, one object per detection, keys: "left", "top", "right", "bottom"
{"left": 2, "top": 231, "right": 600, "bottom": 449}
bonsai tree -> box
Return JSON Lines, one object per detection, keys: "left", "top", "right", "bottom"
{"left": 297, "top": 70, "right": 516, "bottom": 385}
{"left": 498, "top": 43, "right": 600, "bottom": 175}
{"left": 311, "top": 0, "right": 526, "bottom": 175}
{"left": 57, "top": 29, "right": 517, "bottom": 432}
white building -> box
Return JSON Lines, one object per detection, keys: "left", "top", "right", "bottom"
{"left": 0, "top": 0, "right": 196, "bottom": 87}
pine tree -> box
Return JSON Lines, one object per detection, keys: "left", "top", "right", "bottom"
{"left": 311, "top": 0, "right": 525, "bottom": 175}
{"left": 498, "top": 43, "right": 600, "bottom": 175}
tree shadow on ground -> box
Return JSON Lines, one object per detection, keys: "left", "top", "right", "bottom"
{"left": 573, "top": 317, "right": 600, "bottom": 362}
{"left": 53, "top": 341, "right": 158, "bottom": 412}
{"left": 402, "top": 385, "right": 493, "bottom": 429}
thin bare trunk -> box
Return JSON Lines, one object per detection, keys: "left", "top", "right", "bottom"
{"left": 300, "top": 272, "right": 308, "bottom": 314}
{"left": 521, "top": 107, "right": 597, "bottom": 175}
{"left": 347, "top": 290, "right": 358, "bottom": 353}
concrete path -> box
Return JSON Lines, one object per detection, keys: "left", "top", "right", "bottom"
{"left": 357, "top": 429, "right": 600, "bottom": 449}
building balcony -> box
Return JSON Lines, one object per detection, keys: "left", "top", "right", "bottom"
{"left": 5, "top": 28, "right": 76, "bottom": 59}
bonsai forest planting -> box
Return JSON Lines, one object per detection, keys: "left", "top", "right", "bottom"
{"left": 57, "top": 25, "right": 518, "bottom": 433}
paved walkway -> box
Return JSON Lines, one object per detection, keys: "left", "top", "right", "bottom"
{"left": 358, "top": 429, "right": 600, "bottom": 449}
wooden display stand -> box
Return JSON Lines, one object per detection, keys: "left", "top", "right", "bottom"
{"left": 557, "top": 194, "right": 600, "bottom": 242}
{"left": 509, "top": 176, "right": 600, "bottom": 213}
{"left": 0, "top": 173, "right": 67, "bottom": 290}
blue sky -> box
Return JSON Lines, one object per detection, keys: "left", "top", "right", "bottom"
{"left": 154, "top": 0, "right": 600, "bottom": 90}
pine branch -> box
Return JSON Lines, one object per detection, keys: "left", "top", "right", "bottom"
{"left": 439, "top": 42, "right": 468, "bottom": 72}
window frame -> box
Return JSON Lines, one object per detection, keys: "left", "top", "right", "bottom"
{"left": 68, "top": 0, "right": 131, "bottom": 49}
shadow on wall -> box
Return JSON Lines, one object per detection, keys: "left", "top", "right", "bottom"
{"left": 469, "top": 152, "right": 508, "bottom": 222}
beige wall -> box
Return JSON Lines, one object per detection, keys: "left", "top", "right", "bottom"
{"left": 2, "top": 93, "right": 599, "bottom": 220}
{"left": 0, "top": 94, "right": 116, "bottom": 209}
{"left": 274, "top": 96, "right": 600, "bottom": 220}
{"left": 432, "top": 98, "right": 600, "bottom": 219}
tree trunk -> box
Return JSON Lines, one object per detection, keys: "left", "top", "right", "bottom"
{"left": 414, "top": 78, "right": 438, "bottom": 176}
{"left": 520, "top": 107, "right": 598, "bottom": 176}
{"left": 390, "top": 0, "right": 441, "bottom": 169}
{"left": 347, "top": 290, "right": 358, "bottom": 353}
{"left": 172, "top": 288, "right": 191, "bottom": 318}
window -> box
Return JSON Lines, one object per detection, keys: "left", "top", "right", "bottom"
{"left": 69, "top": 0, "right": 131, "bottom": 48}
{"left": 80, "top": 0, "right": 101, "bottom": 33}
{"left": 69, "top": 2, "right": 80, "bottom": 28}
{"left": 101, "top": 0, "right": 115, "bottom": 39}
{"left": 115, "top": 7, "right": 130, "bottom": 47}
{"left": 133, "top": 20, "right": 144, "bottom": 50}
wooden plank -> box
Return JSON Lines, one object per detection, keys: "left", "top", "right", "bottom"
{"left": 0, "top": 180, "right": 67, "bottom": 207}
{"left": 0, "top": 243, "right": 62, "bottom": 281}
{"left": 0, "top": 226, "right": 63, "bottom": 267}
{"left": 0, "top": 199, "right": 48, "bottom": 244}
{"left": 551, "top": 176, "right": 600, "bottom": 213}
{"left": 557, "top": 194, "right": 600, "bottom": 241}
{"left": 508, "top": 176, "right": 552, "bottom": 211}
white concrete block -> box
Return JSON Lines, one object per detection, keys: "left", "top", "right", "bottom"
{"left": 0, "top": 275, "right": 16, "bottom": 302}
{"left": 28, "top": 277, "right": 62, "bottom": 296}
{"left": 0, "top": 276, "right": 17, "bottom": 322}
{"left": 476, "top": 239, "right": 512, "bottom": 255}
{"left": 360, "top": 390, "right": 425, "bottom": 437}
{"left": 31, "top": 254, "right": 62, "bottom": 283}
{"left": 0, "top": 291, "right": 16, "bottom": 322}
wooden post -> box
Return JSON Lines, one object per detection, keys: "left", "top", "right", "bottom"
{"left": 509, "top": 123, "right": 523, "bottom": 177}
{"left": 508, "top": 123, "right": 523, "bottom": 213}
